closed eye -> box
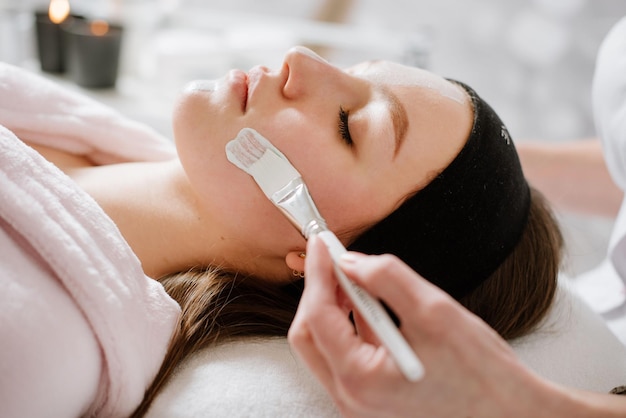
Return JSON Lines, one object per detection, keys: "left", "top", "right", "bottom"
{"left": 338, "top": 106, "right": 353, "bottom": 146}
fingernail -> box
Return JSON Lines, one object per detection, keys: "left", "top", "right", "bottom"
{"left": 339, "top": 252, "right": 364, "bottom": 266}
{"left": 308, "top": 234, "right": 320, "bottom": 247}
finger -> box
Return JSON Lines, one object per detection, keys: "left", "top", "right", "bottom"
{"left": 340, "top": 252, "right": 453, "bottom": 327}
{"left": 289, "top": 235, "right": 354, "bottom": 389}
{"left": 304, "top": 234, "right": 338, "bottom": 294}
{"left": 352, "top": 310, "right": 381, "bottom": 346}
{"left": 288, "top": 318, "right": 337, "bottom": 394}
{"left": 299, "top": 237, "right": 376, "bottom": 379}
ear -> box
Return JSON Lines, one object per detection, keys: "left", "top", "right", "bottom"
{"left": 285, "top": 251, "right": 306, "bottom": 273}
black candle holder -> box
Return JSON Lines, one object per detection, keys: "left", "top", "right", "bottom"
{"left": 34, "top": 11, "right": 84, "bottom": 73}
{"left": 63, "top": 19, "right": 124, "bottom": 88}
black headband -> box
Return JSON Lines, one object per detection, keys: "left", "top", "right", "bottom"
{"left": 348, "top": 81, "right": 531, "bottom": 300}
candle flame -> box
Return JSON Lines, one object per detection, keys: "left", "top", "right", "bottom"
{"left": 90, "top": 20, "right": 110, "bottom": 36}
{"left": 48, "top": 0, "right": 70, "bottom": 24}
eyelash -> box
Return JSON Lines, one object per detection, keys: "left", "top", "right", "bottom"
{"left": 338, "top": 106, "right": 353, "bottom": 146}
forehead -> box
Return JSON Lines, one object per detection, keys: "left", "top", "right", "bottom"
{"left": 346, "top": 59, "right": 474, "bottom": 192}
{"left": 347, "top": 60, "right": 467, "bottom": 104}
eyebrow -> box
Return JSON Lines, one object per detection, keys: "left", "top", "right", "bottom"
{"left": 380, "top": 85, "right": 408, "bottom": 157}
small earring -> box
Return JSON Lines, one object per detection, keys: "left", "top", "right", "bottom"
{"left": 292, "top": 269, "right": 305, "bottom": 278}
{"left": 299, "top": 252, "right": 306, "bottom": 259}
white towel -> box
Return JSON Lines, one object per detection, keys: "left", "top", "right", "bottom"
{"left": 148, "top": 279, "right": 626, "bottom": 418}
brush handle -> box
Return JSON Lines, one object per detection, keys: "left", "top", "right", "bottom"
{"left": 317, "top": 230, "right": 425, "bottom": 382}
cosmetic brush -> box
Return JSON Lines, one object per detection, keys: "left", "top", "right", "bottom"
{"left": 226, "top": 127, "right": 424, "bottom": 382}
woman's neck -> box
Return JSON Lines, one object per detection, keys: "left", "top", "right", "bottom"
{"left": 69, "top": 160, "right": 232, "bottom": 278}
{"left": 27, "top": 142, "right": 295, "bottom": 281}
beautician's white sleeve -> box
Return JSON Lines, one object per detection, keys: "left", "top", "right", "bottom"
{"left": 592, "top": 16, "right": 626, "bottom": 276}
{"left": 593, "top": 16, "right": 626, "bottom": 192}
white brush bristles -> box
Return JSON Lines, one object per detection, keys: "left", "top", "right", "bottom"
{"left": 226, "top": 128, "right": 301, "bottom": 198}
{"left": 225, "top": 128, "right": 267, "bottom": 170}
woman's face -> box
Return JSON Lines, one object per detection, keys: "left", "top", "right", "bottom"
{"left": 173, "top": 46, "right": 473, "bottom": 279}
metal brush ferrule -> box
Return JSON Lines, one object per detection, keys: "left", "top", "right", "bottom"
{"left": 271, "top": 177, "right": 328, "bottom": 239}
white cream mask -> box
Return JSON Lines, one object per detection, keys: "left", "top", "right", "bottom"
{"left": 184, "top": 80, "right": 217, "bottom": 92}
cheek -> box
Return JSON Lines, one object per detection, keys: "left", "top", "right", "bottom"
{"left": 172, "top": 100, "right": 309, "bottom": 249}
{"left": 173, "top": 93, "right": 234, "bottom": 159}
{"left": 304, "top": 157, "right": 420, "bottom": 244}
{"left": 173, "top": 92, "right": 249, "bottom": 197}
{"left": 305, "top": 170, "right": 388, "bottom": 242}
{"left": 250, "top": 109, "right": 315, "bottom": 153}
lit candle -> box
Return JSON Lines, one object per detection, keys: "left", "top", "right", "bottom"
{"left": 63, "top": 18, "right": 123, "bottom": 88}
{"left": 34, "top": 0, "right": 72, "bottom": 72}
{"left": 48, "top": 0, "right": 70, "bottom": 24}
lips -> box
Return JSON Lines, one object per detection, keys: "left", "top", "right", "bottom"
{"left": 242, "top": 78, "right": 248, "bottom": 111}
{"left": 230, "top": 66, "right": 273, "bottom": 112}
{"left": 228, "top": 69, "right": 249, "bottom": 111}
{"left": 245, "top": 66, "right": 271, "bottom": 111}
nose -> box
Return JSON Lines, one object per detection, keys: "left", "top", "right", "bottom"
{"left": 287, "top": 46, "right": 329, "bottom": 64}
{"left": 282, "top": 46, "right": 338, "bottom": 99}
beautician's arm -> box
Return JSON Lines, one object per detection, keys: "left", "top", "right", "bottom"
{"left": 517, "top": 139, "right": 623, "bottom": 218}
{"left": 289, "top": 236, "right": 626, "bottom": 418}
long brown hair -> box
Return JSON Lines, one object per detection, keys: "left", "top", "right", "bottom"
{"left": 132, "top": 186, "right": 562, "bottom": 416}
{"left": 460, "top": 187, "right": 563, "bottom": 339}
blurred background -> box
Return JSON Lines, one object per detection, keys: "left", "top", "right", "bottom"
{"left": 1, "top": 0, "right": 626, "bottom": 277}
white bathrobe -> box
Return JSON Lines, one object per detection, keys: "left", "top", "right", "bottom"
{"left": 0, "top": 62, "right": 180, "bottom": 417}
